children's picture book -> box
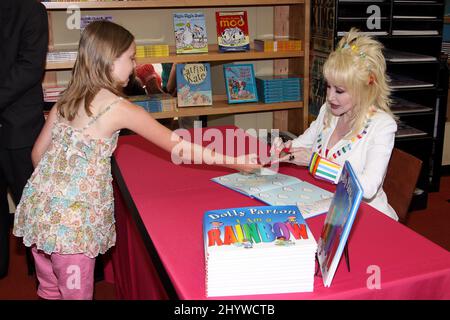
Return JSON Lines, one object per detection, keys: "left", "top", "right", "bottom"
{"left": 203, "top": 205, "right": 317, "bottom": 296}
{"left": 215, "top": 11, "right": 250, "bottom": 52}
{"left": 211, "top": 172, "right": 333, "bottom": 219}
{"left": 317, "top": 161, "right": 364, "bottom": 287}
{"left": 176, "top": 63, "right": 212, "bottom": 107}
{"left": 223, "top": 64, "right": 258, "bottom": 104}
{"left": 173, "top": 12, "right": 208, "bottom": 54}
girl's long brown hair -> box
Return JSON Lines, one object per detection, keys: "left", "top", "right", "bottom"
{"left": 57, "top": 20, "right": 134, "bottom": 120}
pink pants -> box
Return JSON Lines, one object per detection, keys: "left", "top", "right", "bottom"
{"left": 31, "top": 246, "right": 95, "bottom": 300}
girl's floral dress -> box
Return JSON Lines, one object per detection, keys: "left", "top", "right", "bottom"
{"left": 13, "top": 98, "right": 122, "bottom": 258}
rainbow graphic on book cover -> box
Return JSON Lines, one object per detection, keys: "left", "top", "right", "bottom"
{"left": 203, "top": 205, "right": 315, "bottom": 252}
{"left": 203, "top": 205, "right": 318, "bottom": 296}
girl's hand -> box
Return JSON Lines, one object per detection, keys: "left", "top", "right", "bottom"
{"left": 279, "top": 147, "right": 312, "bottom": 167}
{"left": 229, "top": 153, "right": 262, "bottom": 174}
{"left": 269, "top": 137, "right": 287, "bottom": 159}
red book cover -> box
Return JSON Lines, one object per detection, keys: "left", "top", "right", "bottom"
{"left": 215, "top": 11, "right": 250, "bottom": 52}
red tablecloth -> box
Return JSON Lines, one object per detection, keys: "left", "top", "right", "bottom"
{"left": 107, "top": 126, "right": 450, "bottom": 300}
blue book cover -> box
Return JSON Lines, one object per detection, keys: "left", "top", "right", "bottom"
{"left": 223, "top": 64, "right": 258, "bottom": 104}
{"left": 173, "top": 12, "right": 208, "bottom": 54}
{"left": 176, "top": 63, "right": 213, "bottom": 107}
{"left": 211, "top": 172, "right": 334, "bottom": 219}
{"left": 317, "top": 161, "right": 364, "bottom": 287}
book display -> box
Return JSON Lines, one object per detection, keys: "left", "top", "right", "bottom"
{"left": 317, "top": 161, "right": 363, "bottom": 287}
{"left": 203, "top": 205, "right": 317, "bottom": 297}
{"left": 223, "top": 63, "right": 258, "bottom": 104}
{"left": 256, "top": 75, "right": 302, "bottom": 103}
{"left": 42, "top": 1, "right": 310, "bottom": 135}
{"left": 128, "top": 94, "right": 177, "bottom": 113}
{"left": 176, "top": 63, "right": 213, "bottom": 107}
{"left": 212, "top": 172, "right": 333, "bottom": 219}
{"left": 173, "top": 12, "right": 208, "bottom": 54}
{"left": 311, "top": 0, "right": 447, "bottom": 209}
{"left": 254, "top": 38, "right": 302, "bottom": 52}
{"left": 215, "top": 11, "right": 250, "bottom": 52}
{"left": 135, "top": 44, "right": 169, "bottom": 58}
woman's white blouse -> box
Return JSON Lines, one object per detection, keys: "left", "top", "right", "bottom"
{"left": 291, "top": 103, "right": 398, "bottom": 220}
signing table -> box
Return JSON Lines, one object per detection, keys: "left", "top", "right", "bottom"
{"left": 106, "top": 126, "right": 450, "bottom": 300}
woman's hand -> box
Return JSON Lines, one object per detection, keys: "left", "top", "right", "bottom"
{"left": 279, "top": 146, "right": 312, "bottom": 167}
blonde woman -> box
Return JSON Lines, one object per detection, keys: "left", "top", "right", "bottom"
{"left": 274, "top": 28, "right": 397, "bottom": 220}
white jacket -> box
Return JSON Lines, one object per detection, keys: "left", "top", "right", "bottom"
{"left": 292, "top": 103, "right": 398, "bottom": 220}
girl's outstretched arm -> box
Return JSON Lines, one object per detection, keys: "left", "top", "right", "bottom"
{"left": 115, "top": 101, "right": 261, "bottom": 173}
{"left": 31, "top": 105, "right": 58, "bottom": 167}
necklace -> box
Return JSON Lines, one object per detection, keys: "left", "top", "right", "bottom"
{"left": 316, "top": 117, "right": 372, "bottom": 160}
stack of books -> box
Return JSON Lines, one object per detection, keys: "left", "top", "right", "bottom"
{"left": 203, "top": 205, "right": 317, "bottom": 297}
{"left": 46, "top": 50, "right": 77, "bottom": 63}
{"left": 135, "top": 44, "right": 169, "bottom": 58}
{"left": 43, "top": 86, "right": 66, "bottom": 103}
{"left": 129, "top": 94, "right": 177, "bottom": 113}
{"left": 254, "top": 38, "right": 301, "bottom": 52}
{"left": 256, "top": 76, "right": 302, "bottom": 103}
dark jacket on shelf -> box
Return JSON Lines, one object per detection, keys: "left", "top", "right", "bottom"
{"left": 0, "top": 0, "right": 48, "bottom": 149}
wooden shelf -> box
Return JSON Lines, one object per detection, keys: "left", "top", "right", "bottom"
{"left": 46, "top": 44, "right": 304, "bottom": 70}
{"left": 151, "top": 97, "right": 303, "bottom": 119}
{"left": 43, "top": 0, "right": 304, "bottom": 10}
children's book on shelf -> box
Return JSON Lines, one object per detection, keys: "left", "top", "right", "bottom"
{"left": 215, "top": 11, "right": 250, "bottom": 52}
{"left": 211, "top": 172, "right": 334, "bottom": 219}
{"left": 176, "top": 63, "right": 212, "bottom": 107}
{"left": 223, "top": 64, "right": 258, "bottom": 104}
{"left": 173, "top": 12, "right": 208, "bottom": 54}
{"left": 203, "top": 205, "right": 317, "bottom": 297}
{"left": 317, "top": 161, "right": 363, "bottom": 287}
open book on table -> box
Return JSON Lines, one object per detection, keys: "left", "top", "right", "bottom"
{"left": 211, "top": 172, "right": 334, "bottom": 219}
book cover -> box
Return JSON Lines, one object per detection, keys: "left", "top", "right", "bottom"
{"left": 203, "top": 205, "right": 317, "bottom": 297}
{"left": 173, "top": 12, "right": 208, "bottom": 54}
{"left": 223, "top": 64, "right": 258, "bottom": 104}
{"left": 317, "top": 161, "right": 364, "bottom": 287}
{"left": 215, "top": 11, "right": 250, "bottom": 52}
{"left": 211, "top": 172, "right": 333, "bottom": 219}
{"left": 176, "top": 63, "right": 212, "bottom": 107}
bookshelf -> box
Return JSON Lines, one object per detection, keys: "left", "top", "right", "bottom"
{"left": 311, "top": 0, "right": 448, "bottom": 210}
{"left": 46, "top": 44, "right": 305, "bottom": 70}
{"left": 41, "top": 0, "right": 310, "bottom": 135}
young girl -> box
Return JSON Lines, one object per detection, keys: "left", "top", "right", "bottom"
{"left": 273, "top": 28, "right": 398, "bottom": 220}
{"left": 13, "top": 20, "right": 260, "bottom": 300}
